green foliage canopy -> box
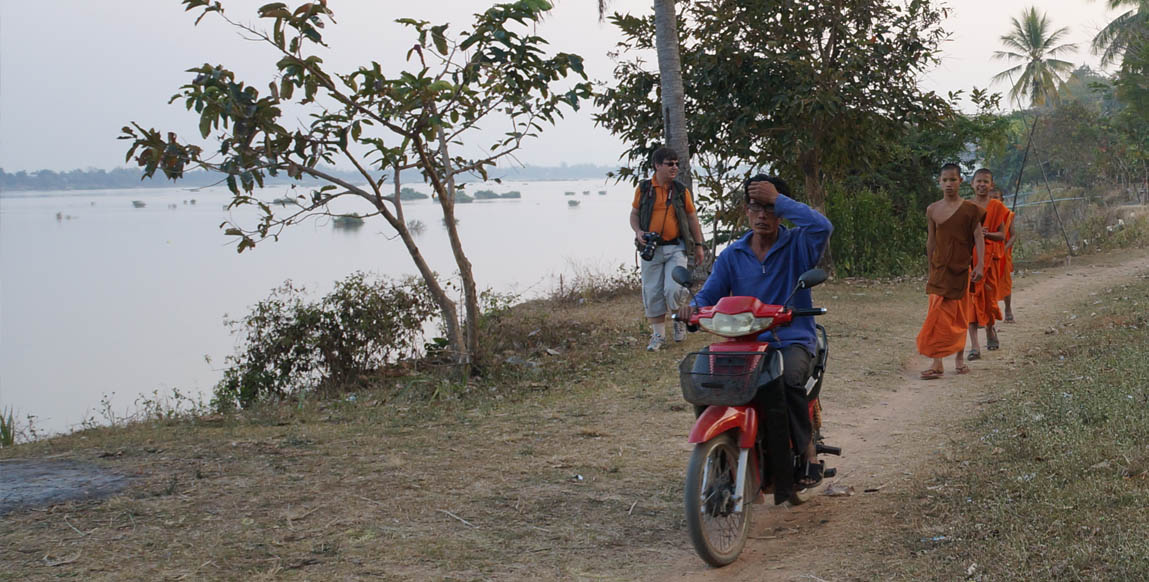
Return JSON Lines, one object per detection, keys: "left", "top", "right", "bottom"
{"left": 597, "top": 0, "right": 954, "bottom": 215}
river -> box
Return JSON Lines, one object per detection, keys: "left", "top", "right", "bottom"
{"left": 0, "top": 180, "right": 635, "bottom": 434}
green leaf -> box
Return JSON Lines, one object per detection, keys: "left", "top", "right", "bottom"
{"left": 258, "top": 2, "right": 287, "bottom": 15}
{"left": 431, "top": 24, "right": 449, "bottom": 56}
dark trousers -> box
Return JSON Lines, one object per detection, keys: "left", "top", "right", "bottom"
{"left": 780, "top": 344, "right": 814, "bottom": 455}
{"left": 751, "top": 344, "right": 813, "bottom": 455}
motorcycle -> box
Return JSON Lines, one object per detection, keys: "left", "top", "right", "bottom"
{"left": 671, "top": 266, "right": 840, "bottom": 567}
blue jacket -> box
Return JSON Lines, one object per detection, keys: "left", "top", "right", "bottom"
{"left": 691, "top": 194, "right": 833, "bottom": 354}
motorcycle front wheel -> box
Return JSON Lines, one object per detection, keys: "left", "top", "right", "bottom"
{"left": 684, "top": 433, "right": 751, "bottom": 567}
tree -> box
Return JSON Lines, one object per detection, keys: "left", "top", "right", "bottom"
{"left": 992, "top": 7, "right": 1078, "bottom": 107}
{"left": 1091, "top": 0, "right": 1149, "bottom": 68}
{"left": 122, "top": 0, "right": 591, "bottom": 377}
{"left": 1114, "top": 37, "right": 1149, "bottom": 196}
{"left": 598, "top": 0, "right": 953, "bottom": 214}
{"left": 598, "top": 1, "right": 692, "bottom": 190}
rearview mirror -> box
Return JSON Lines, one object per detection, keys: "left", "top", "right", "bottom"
{"left": 671, "top": 265, "right": 692, "bottom": 288}
{"left": 797, "top": 268, "right": 828, "bottom": 289}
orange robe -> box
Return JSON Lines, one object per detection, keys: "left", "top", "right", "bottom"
{"left": 996, "top": 210, "right": 1014, "bottom": 300}
{"left": 917, "top": 201, "right": 981, "bottom": 358}
{"left": 969, "top": 199, "right": 1008, "bottom": 327}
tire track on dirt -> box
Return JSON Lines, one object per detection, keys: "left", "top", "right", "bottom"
{"left": 660, "top": 248, "right": 1149, "bottom": 580}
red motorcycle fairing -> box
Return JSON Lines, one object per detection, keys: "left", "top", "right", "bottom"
{"left": 688, "top": 405, "right": 758, "bottom": 449}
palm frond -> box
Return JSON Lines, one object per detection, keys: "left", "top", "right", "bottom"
{"left": 991, "top": 63, "right": 1025, "bottom": 82}
{"left": 993, "top": 7, "right": 1082, "bottom": 106}
{"left": 992, "top": 50, "right": 1028, "bottom": 62}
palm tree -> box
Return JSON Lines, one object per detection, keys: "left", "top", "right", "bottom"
{"left": 1091, "top": 0, "right": 1149, "bottom": 68}
{"left": 598, "top": 0, "right": 692, "bottom": 188}
{"left": 992, "top": 7, "right": 1079, "bottom": 107}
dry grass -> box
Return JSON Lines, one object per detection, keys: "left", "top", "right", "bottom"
{"left": 0, "top": 276, "right": 921, "bottom": 581}
{"left": 872, "top": 275, "right": 1149, "bottom": 581}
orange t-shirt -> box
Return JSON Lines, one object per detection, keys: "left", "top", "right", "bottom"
{"left": 631, "top": 180, "right": 696, "bottom": 241}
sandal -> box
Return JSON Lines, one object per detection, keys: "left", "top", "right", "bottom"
{"left": 1004, "top": 314, "right": 1015, "bottom": 323}
{"left": 954, "top": 363, "right": 970, "bottom": 375}
{"left": 986, "top": 333, "right": 1000, "bottom": 351}
{"left": 920, "top": 368, "right": 944, "bottom": 380}
{"left": 967, "top": 349, "right": 981, "bottom": 361}
{"left": 796, "top": 459, "right": 825, "bottom": 488}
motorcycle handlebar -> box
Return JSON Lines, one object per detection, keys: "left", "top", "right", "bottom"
{"left": 791, "top": 307, "right": 827, "bottom": 317}
{"left": 670, "top": 313, "right": 699, "bottom": 332}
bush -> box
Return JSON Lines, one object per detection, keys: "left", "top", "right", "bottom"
{"left": 214, "top": 272, "right": 438, "bottom": 410}
{"left": 825, "top": 183, "right": 927, "bottom": 277}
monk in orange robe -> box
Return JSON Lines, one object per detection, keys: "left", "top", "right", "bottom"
{"left": 966, "top": 169, "right": 1008, "bottom": 360}
{"left": 991, "top": 188, "right": 1016, "bottom": 322}
{"left": 918, "top": 163, "right": 985, "bottom": 379}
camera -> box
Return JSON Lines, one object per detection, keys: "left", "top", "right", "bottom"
{"left": 640, "top": 231, "right": 661, "bottom": 261}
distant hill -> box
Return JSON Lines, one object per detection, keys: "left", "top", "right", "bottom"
{"left": 0, "top": 164, "right": 619, "bottom": 193}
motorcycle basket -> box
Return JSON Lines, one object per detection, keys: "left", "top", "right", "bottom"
{"left": 679, "top": 350, "right": 769, "bottom": 406}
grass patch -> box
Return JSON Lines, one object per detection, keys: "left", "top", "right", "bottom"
{"left": 0, "top": 407, "right": 14, "bottom": 447}
{"left": 877, "top": 274, "right": 1149, "bottom": 580}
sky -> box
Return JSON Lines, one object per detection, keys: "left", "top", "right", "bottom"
{"left": 0, "top": 0, "right": 1120, "bottom": 173}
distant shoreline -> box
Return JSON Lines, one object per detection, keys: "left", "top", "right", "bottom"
{"left": 0, "top": 164, "right": 621, "bottom": 193}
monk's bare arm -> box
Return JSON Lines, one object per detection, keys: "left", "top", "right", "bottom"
{"left": 925, "top": 207, "right": 937, "bottom": 260}
{"left": 985, "top": 224, "right": 1007, "bottom": 242}
{"left": 1005, "top": 220, "right": 1017, "bottom": 251}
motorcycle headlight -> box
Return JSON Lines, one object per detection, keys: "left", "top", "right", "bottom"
{"left": 699, "top": 312, "right": 774, "bottom": 338}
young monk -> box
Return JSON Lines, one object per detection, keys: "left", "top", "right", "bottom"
{"left": 991, "top": 188, "right": 1017, "bottom": 322}
{"left": 966, "top": 169, "right": 1009, "bottom": 360}
{"left": 918, "top": 163, "right": 985, "bottom": 379}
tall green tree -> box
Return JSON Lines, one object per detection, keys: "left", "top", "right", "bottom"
{"left": 598, "top": 0, "right": 953, "bottom": 213}
{"left": 1091, "top": 0, "right": 1149, "bottom": 68}
{"left": 992, "top": 7, "right": 1078, "bottom": 107}
{"left": 122, "top": 0, "right": 590, "bottom": 376}
{"left": 598, "top": 1, "right": 692, "bottom": 189}
{"left": 1114, "top": 38, "right": 1149, "bottom": 194}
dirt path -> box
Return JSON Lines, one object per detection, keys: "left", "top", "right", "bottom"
{"left": 661, "top": 249, "right": 1149, "bottom": 580}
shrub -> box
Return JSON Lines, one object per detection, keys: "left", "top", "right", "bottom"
{"left": 825, "top": 183, "right": 927, "bottom": 278}
{"left": 214, "top": 272, "right": 438, "bottom": 410}
{"left": 548, "top": 263, "right": 640, "bottom": 304}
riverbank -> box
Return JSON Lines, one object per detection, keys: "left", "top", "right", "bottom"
{"left": 2, "top": 246, "right": 1148, "bottom": 580}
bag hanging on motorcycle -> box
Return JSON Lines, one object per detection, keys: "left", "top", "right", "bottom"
{"left": 678, "top": 349, "right": 783, "bottom": 406}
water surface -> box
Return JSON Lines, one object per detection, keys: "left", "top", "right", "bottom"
{"left": 1, "top": 181, "right": 635, "bottom": 433}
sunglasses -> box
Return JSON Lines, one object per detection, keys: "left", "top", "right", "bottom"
{"left": 747, "top": 201, "right": 775, "bottom": 215}
{"left": 661, "top": 161, "right": 680, "bottom": 167}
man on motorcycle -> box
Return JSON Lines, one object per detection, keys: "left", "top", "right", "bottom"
{"left": 677, "top": 174, "right": 833, "bottom": 486}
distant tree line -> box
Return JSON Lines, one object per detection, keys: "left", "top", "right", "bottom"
{"left": 0, "top": 163, "right": 618, "bottom": 193}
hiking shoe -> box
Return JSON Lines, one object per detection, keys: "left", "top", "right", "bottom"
{"left": 673, "top": 321, "right": 686, "bottom": 342}
{"left": 646, "top": 333, "right": 666, "bottom": 351}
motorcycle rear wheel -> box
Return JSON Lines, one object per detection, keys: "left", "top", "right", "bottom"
{"left": 685, "top": 433, "right": 751, "bottom": 567}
